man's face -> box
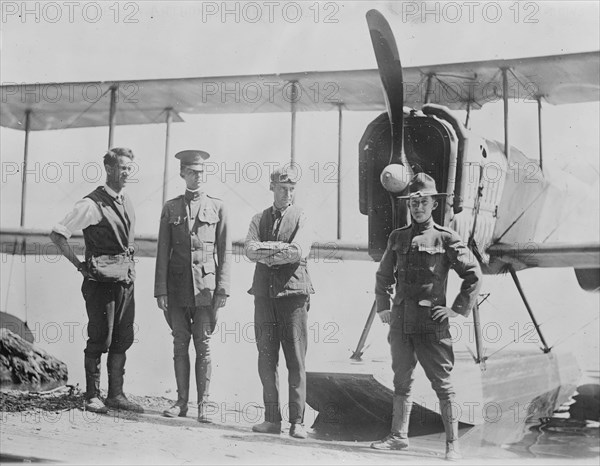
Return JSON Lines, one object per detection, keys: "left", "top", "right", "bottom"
{"left": 106, "top": 155, "right": 134, "bottom": 190}
{"left": 409, "top": 195, "right": 437, "bottom": 223}
{"left": 272, "top": 182, "right": 296, "bottom": 209}
{"left": 181, "top": 167, "right": 203, "bottom": 190}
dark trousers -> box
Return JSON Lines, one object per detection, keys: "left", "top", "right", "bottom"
{"left": 254, "top": 295, "right": 309, "bottom": 424}
{"left": 388, "top": 326, "right": 455, "bottom": 400}
{"left": 168, "top": 304, "right": 215, "bottom": 402}
{"left": 81, "top": 279, "right": 135, "bottom": 358}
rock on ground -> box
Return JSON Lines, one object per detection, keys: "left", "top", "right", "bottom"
{"left": 0, "top": 328, "right": 68, "bottom": 392}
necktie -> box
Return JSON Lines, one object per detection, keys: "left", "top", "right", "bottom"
{"left": 272, "top": 210, "right": 283, "bottom": 238}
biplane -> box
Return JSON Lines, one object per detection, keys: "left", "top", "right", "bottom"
{"left": 1, "top": 7, "right": 599, "bottom": 446}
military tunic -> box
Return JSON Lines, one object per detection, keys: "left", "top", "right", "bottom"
{"left": 375, "top": 217, "right": 482, "bottom": 399}
{"left": 154, "top": 190, "right": 231, "bottom": 403}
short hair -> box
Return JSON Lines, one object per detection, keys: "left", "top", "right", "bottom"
{"left": 104, "top": 147, "right": 134, "bottom": 167}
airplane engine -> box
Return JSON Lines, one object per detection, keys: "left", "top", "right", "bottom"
{"left": 359, "top": 107, "right": 461, "bottom": 261}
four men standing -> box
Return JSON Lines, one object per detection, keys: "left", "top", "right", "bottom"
{"left": 154, "top": 150, "right": 231, "bottom": 422}
{"left": 49, "top": 150, "right": 480, "bottom": 455}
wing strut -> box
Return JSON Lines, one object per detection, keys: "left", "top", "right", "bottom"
{"left": 107, "top": 84, "right": 117, "bottom": 149}
{"left": 537, "top": 97, "right": 544, "bottom": 171}
{"left": 502, "top": 68, "right": 510, "bottom": 160}
{"left": 290, "top": 81, "right": 299, "bottom": 166}
{"left": 350, "top": 300, "right": 377, "bottom": 360}
{"left": 19, "top": 110, "right": 31, "bottom": 227}
{"left": 337, "top": 104, "right": 344, "bottom": 240}
{"left": 509, "top": 265, "right": 551, "bottom": 353}
{"left": 162, "top": 108, "right": 173, "bottom": 206}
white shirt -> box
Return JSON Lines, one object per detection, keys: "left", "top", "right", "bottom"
{"left": 52, "top": 185, "right": 124, "bottom": 239}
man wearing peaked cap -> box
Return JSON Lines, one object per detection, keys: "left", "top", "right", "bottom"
{"left": 155, "top": 149, "right": 231, "bottom": 422}
{"left": 372, "top": 171, "right": 482, "bottom": 460}
{"left": 175, "top": 150, "right": 210, "bottom": 170}
{"left": 244, "top": 164, "right": 314, "bottom": 439}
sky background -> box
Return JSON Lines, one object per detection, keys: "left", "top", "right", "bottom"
{"left": 1, "top": 0, "right": 599, "bottom": 242}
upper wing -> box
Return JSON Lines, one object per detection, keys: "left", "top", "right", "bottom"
{"left": 1, "top": 51, "right": 598, "bottom": 131}
{"left": 411, "top": 50, "right": 600, "bottom": 109}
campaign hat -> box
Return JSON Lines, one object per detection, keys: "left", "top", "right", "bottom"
{"left": 398, "top": 173, "right": 449, "bottom": 199}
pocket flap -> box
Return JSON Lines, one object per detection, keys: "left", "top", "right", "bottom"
{"left": 202, "top": 261, "right": 216, "bottom": 275}
{"left": 198, "top": 209, "right": 219, "bottom": 224}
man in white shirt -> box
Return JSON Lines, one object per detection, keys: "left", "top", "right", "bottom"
{"left": 50, "top": 147, "right": 142, "bottom": 414}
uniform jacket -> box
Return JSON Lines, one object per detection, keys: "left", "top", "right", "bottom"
{"left": 248, "top": 205, "right": 314, "bottom": 298}
{"left": 375, "top": 217, "right": 482, "bottom": 334}
{"left": 154, "top": 192, "right": 231, "bottom": 307}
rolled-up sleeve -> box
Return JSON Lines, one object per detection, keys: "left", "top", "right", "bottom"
{"left": 52, "top": 198, "right": 101, "bottom": 238}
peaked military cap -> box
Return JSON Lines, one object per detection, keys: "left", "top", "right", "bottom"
{"left": 175, "top": 150, "right": 210, "bottom": 171}
{"left": 398, "top": 172, "right": 449, "bottom": 199}
{"left": 270, "top": 166, "right": 299, "bottom": 184}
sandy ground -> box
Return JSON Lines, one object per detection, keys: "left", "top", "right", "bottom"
{"left": 2, "top": 387, "right": 599, "bottom": 466}
{"left": 0, "top": 400, "right": 596, "bottom": 466}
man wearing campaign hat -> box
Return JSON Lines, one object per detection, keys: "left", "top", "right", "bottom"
{"left": 244, "top": 165, "right": 315, "bottom": 439}
{"left": 371, "top": 172, "right": 482, "bottom": 460}
{"left": 154, "top": 150, "right": 231, "bottom": 422}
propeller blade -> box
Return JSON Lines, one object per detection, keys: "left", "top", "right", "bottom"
{"left": 366, "top": 9, "right": 405, "bottom": 165}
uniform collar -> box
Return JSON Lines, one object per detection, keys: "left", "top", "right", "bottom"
{"left": 185, "top": 189, "right": 204, "bottom": 202}
{"left": 411, "top": 216, "right": 434, "bottom": 233}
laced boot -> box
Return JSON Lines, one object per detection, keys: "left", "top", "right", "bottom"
{"left": 440, "top": 398, "right": 462, "bottom": 461}
{"left": 83, "top": 355, "right": 107, "bottom": 414}
{"left": 105, "top": 352, "right": 144, "bottom": 413}
{"left": 371, "top": 395, "right": 412, "bottom": 450}
{"left": 163, "top": 357, "right": 190, "bottom": 418}
{"left": 196, "top": 358, "right": 213, "bottom": 423}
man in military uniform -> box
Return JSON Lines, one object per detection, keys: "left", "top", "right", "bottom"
{"left": 244, "top": 166, "right": 314, "bottom": 439}
{"left": 371, "top": 173, "right": 482, "bottom": 461}
{"left": 154, "top": 150, "right": 231, "bottom": 422}
{"left": 50, "top": 147, "right": 143, "bottom": 414}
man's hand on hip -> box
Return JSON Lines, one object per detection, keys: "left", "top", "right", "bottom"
{"left": 431, "top": 306, "right": 458, "bottom": 322}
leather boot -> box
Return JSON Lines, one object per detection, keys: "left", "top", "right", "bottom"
{"left": 196, "top": 358, "right": 212, "bottom": 423}
{"left": 371, "top": 395, "right": 412, "bottom": 450}
{"left": 105, "top": 352, "right": 144, "bottom": 413}
{"left": 163, "top": 357, "right": 190, "bottom": 418}
{"left": 440, "top": 398, "right": 462, "bottom": 461}
{"left": 83, "top": 355, "right": 107, "bottom": 414}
